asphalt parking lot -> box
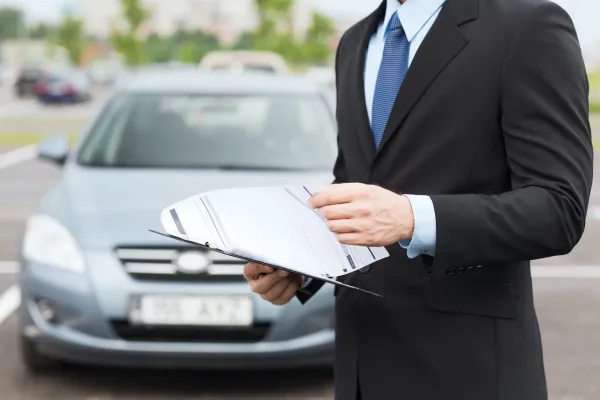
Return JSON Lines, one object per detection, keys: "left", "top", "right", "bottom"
{"left": 0, "top": 94, "right": 599, "bottom": 399}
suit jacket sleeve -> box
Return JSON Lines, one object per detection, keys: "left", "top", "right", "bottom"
{"left": 296, "top": 33, "right": 349, "bottom": 304}
{"left": 429, "top": 2, "right": 594, "bottom": 271}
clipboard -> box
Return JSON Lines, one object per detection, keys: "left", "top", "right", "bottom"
{"left": 149, "top": 229, "right": 384, "bottom": 298}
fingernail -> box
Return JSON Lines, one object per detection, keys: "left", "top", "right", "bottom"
{"left": 278, "top": 270, "right": 289, "bottom": 277}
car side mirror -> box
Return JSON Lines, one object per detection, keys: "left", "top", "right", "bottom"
{"left": 37, "top": 134, "right": 70, "bottom": 166}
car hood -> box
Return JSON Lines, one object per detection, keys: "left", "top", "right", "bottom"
{"left": 59, "top": 166, "right": 334, "bottom": 248}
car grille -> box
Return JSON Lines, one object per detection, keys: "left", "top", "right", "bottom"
{"left": 110, "top": 320, "right": 271, "bottom": 343}
{"left": 115, "top": 246, "right": 245, "bottom": 282}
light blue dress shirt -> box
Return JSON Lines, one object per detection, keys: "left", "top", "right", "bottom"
{"left": 365, "top": 0, "right": 445, "bottom": 258}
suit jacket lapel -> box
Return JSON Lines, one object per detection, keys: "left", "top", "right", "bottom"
{"left": 375, "top": 0, "right": 479, "bottom": 158}
{"left": 350, "top": 1, "right": 386, "bottom": 164}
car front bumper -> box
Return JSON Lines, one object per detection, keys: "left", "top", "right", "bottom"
{"left": 21, "top": 315, "right": 334, "bottom": 369}
{"left": 19, "top": 258, "right": 335, "bottom": 369}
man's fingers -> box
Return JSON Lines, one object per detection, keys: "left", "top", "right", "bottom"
{"left": 308, "top": 183, "right": 367, "bottom": 209}
{"left": 243, "top": 263, "right": 273, "bottom": 282}
{"left": 261, "top": 278, "right": 290, "bottom": 302}
{"left": 250, "top": 271, "right": 286, "bottom": 294}
{"left": 336, "top": 233, "right": 368, "bottom": 246}
{"left": 318, "top": 202, "right": 367, "bottom": 220}
{"left": 272, "top": 280, "right": 301, "bottom": 306}
{"left": 327, "top": 219, "right": 360, "bottom": 234}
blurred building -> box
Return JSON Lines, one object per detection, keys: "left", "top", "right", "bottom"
{"left": 180, "top": 0, "right": 259, "bottom": 46}
{"left": 0, "top": 40, "right": 69, "bottom": 71}
{"left": 78, "top": 0, "right": 122, "bottom": 38}
{"left": 78, "top": 0, "right": 315, "bottom": 46}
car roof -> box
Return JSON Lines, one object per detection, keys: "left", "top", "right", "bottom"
{"left": 118, "top": 70, "right": 324, "bottom": 95}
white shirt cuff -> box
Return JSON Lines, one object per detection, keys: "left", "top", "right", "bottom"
{"left": 399, "top": 195, "right": 437, "bottom": 258}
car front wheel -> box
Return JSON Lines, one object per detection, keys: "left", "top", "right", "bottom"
{"left": 19, "top": 335, "right": 63, "bottom": 372}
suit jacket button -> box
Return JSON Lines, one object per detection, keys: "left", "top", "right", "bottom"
{"left": 359, "top": 266, "right": 371, "bottom": 274}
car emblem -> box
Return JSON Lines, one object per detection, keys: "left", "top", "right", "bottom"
{"left": 175, "top": 251, "right": 210, "bottom": 274}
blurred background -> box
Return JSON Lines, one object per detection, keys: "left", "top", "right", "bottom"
{"left": 0, "top": 0, "right": 597, "bottom": 399}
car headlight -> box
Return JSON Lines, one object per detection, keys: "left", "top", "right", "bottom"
{"left": 23, "top": 215, "right": 85, "bottom": 273}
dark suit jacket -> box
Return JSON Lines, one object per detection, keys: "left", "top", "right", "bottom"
{"left": 298, "top": 0, "right": 594, "bottom": 399}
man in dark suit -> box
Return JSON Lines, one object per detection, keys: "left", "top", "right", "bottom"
{"left": 243, "top": 0, "right": 594, "bottom": 398}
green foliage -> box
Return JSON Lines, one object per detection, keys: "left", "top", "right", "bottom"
{"left": 256, "top": 0, "right": 294, "bottom": 17}
{"left": 306, "top": 13, "right": 335, "bottom": 43}
{"left": 109, "top": 0, "right": 333, "bottom": 67}
{"left": 233, "top": 32, "right": 254, "bottom": 50}
{"left": 55, "top": 16, "right": 86, "bottom": 65}
{"left": 120, "top": 0, "right": 150, "bottom": 32}
{"left": 29, "top": 23, "right": 53, "bottom": 40}
{"left": 250, "top": 0, "right": 335, "bottom": 66}
{"left": 588, "top": 71, "right": 600, "bottom": 93}
{"left": 176, "top": 41, "right": 201, "bottom": 64}
{"left": 590, "top": 100, "right": 600, "bottom": 114}
{"left": 301, "top": 12, "right": 335, "bottom": 65}
{"left": 111, "top": 33, "right": 148, "bottom": 66}
{"left": 144, "top": 34, "right": 172, "bottom": 63}
{"left": 110, "top": 0, "right": 150, "bottom": 66}
{"left": 144, "top": 30, "right": 220, "bottom": 64}
{"left": 0, "top": 7, "right": 24, "bottom": 40}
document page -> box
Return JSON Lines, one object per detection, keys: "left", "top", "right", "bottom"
{"left": 161, "top": 185, "right": 388, "bottom": 280}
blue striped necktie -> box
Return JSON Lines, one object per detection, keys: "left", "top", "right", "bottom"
{"left": 371, "top": 12, "right": 410, "bottom": 150}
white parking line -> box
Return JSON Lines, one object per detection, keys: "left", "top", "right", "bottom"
{"left": 532, "top": 265, "right": 600, "bottom": 278}
{"left": 591, "top": 206, "right": 600, "bottom": 221}
{"left": 0, "top": 145, "right": 38, "bottom": 170}
{"left": 0, "top": 286, "right": 20, "bottom": 325}
{"left": 0, "top": 262, "right": 19, "bottom": 274}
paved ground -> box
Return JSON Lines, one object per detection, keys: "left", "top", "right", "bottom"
{"left": 0, "top": 100, "right": 599, "bottom": 399}
{"left": 0, "top": 88, "right": 104, "bottom": 136}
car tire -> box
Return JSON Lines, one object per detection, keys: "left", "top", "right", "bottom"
{"left": 19, "top": 335, "right": 63, "bottom": 373}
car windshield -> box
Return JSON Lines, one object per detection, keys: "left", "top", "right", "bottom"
{"left": 77, "top": 92, "right": 337, "bottom": 170}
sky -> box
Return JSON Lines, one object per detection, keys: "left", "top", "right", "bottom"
{"left": 0, "top": 0, "right": 598, "bottom": 64}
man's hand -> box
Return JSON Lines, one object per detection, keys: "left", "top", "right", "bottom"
{"left": 308, "top": 183, "right": 415, "bottom": 247}
{"left": 243, "top": 263, "right": 304, "bottom": 306}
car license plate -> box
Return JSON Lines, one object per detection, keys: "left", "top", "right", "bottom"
{"left": 135, "top": 295, "right": 253, "bottom": 327}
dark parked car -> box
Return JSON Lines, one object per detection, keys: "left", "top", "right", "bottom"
{"left": 14, "top": 64, "right": 45, "bottom": 98}
{"left": 36, "top": 69, "right": 92, "bottom": 104}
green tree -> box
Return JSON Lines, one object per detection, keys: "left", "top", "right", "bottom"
{"left": 144, "top": 33, "right": 172, "bottom": 63}
{"left": 233, "top": 32, "right": 254, "bottom": 50}
{"left": 299, "top": 12, "right": 335, "bottom": 64}
{"left": 110, "top": 0, "right": 150, "bottom": 66}
{"left": 176, "top": 40, "right": 201, "bottom": 64}
{"left": 250, "top": 1, "right": 334, "bottom": 66}
{"left": 55, "top": 16, "right": 86, "bottom": 65}
{"left": 29, "top": 23, "right": 52, "bottom": 40}
{"left": 251, "top": 0, "right": 297, "bottom": 63}
{"left": 256, "top": 0, "right": 294, "bottom": 22}
{"left": 0, "top": 7, "right": 24, "bottom": 40}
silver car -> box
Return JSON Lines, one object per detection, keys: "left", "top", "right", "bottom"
{"left": 18, "top": 70, "right": 338, "bottom": 371}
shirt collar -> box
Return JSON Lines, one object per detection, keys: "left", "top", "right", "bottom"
{"left": 384, "top": 0, "right": 447, "bottom": 42}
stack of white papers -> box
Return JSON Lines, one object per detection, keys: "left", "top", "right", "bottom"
{"left": 153, "top": 185, "right": 389, "bottom": 296}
